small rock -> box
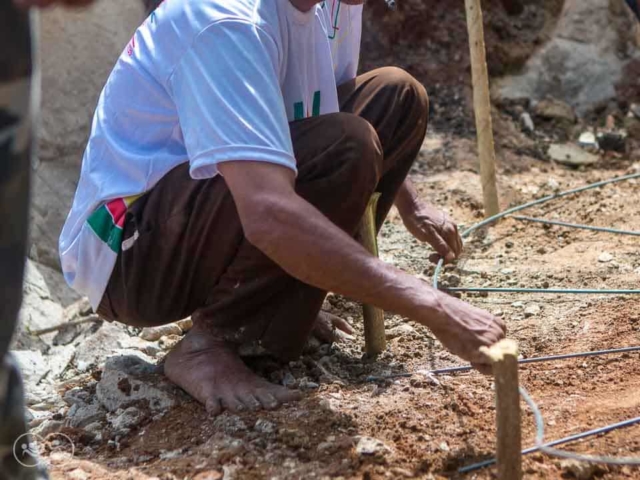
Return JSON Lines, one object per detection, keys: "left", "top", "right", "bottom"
{"left": 520, "top": 112, "right": 535, "bottom": 132}
{"left": 597, "top": 131, "right": 627, "bottom": 153}
{"left": 505, "top": 241, "right": 514, "bottom": 249}
{"left": 548, "top": 144, "right": 599, "bottom": 167}
{"left": 176, "top": 318, "right": 193, "bottom": 332}
{"left": 158, "top": 334, "right": 182, "bottom": 350}
{"left": 355, "top": 436, "right": 392, "bottom": 458}
{"left": 96, "top": 356, "right": 176, "bottom": 413}
{"left": 67, "top": 469, "right": 89, "bottom": 480}
{"left": 439, "top": 441, "right": 450, "bottom": 452}
{"left": 524, "top": 304, "right": 541, "bottom": 318}
{"left": 578, "top": 131, "right": 599, "bottom": 150}
{"left": 193, "top": 471, "right": 223, "bottom": 480}
{"left": 67, "top": 402, "right": 107, "bottom": 429}
{"left": 32, "top": 419, "right": 64, "bottom": 437}
{"left": 511, "top": 301, "right": 525, "bottom": 308}
{"left": 213, "top": 414, "right": 247, "bottom": 434}
{"left": 298, "top": 378, "right": 319, "bottom": 390}
{"left": 598, "top": 252, "right": 613, "bottom": 263}
{"left": 390, "top": 467, "right": 415, "bottom": 478}
{"left": 254, "top": 419, "right": 277, "bottom": 434}
{"left": 444, "top": 273, "right": 461, "bottom": 287}
{"left": 140, "top": 324, "right": 183, "bottom": 342}
{"left": 282, "top": 372, "right": 297, "bottom": 388}
{"left": 385, "top": 324, "right": 415, "bottom": 340}
{"left": 560, "top": 459, "right": 597, "bottom": 480}
{"left": 109, "top": 406, "right": 143, "bottom": 431}
{"left": 534, "top": 98, "right": 576, "bottom": 123}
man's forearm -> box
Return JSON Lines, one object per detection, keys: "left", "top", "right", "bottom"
{"left": 246, "top": 188, "right": 450, "bottom": 329}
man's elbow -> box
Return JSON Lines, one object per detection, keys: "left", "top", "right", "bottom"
{"left": 240, "top": 198, "right": 287, "bottom": 252}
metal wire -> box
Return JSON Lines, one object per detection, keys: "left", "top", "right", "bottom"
{"left": 459, "top": 403, "right": 640, "bottom": 473}
{"left": 445, "top": 287, "right": 640, "bottom": 294}
{"left": 512, "top": 215, "right": 640, "bottom": 236}
{"left": 521, "top": 387, "right": 640, "bottom": 466}
{"left": 364, "top": 346, "right": 640, "bottom": 381}
{"left": 433, "top": 171, "right": 640, "bottom": 291}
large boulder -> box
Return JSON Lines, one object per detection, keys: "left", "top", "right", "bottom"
{"left": 32, "top": 1, "right": 145, "bottom": 269}
{"left": 494, "top": 0, "right": 640, "bottom": 115}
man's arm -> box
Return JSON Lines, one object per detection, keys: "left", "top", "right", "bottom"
{"left": 219, "top": 160, "right": 505, "bottom": 370}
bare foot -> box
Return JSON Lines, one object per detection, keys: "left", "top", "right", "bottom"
{"left": 312, "top": 311, "right": 354, "bottom": 343}
{"left": 164, "top": 324, "right": 302, "bottom": 415}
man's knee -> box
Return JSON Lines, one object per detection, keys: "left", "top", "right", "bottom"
{"left": 331, "top": 112, "right": 383, "bottom": 191}
{"left": 377, "top": 66, "right": 429, "bottom": 123}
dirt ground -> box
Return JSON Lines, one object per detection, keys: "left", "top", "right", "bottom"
{"left": 41, "top": 138, "right": 640, "bottom": 479}
{"left": 33, "top": 2, "right": 640, "bottom": 478}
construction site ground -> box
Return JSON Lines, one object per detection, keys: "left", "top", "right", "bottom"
{"left": 45, "top": 133, "right": 640, "bottom": 479}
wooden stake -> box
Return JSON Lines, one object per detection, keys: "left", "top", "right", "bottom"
{"left": 359, "top": 193, "right": 386, "bottom": 355}
{"left": 481, "top": 339, "right": 522, "bottom": 480}
{"left": 465, "top": 0, "right": 500, "bottom": 217}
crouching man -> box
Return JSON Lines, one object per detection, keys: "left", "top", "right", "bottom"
{"left": 60, "top": 0, "right": 506, "bottom": 415}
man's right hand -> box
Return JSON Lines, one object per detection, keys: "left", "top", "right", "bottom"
{"left": 425, "top": 294, "right": 506, "bottom": 373}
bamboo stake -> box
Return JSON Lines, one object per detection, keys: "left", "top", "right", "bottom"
{"left": 359, "top": 193, "right": 386, "bottom": 355}
{"left": 465, "top": 0, "right": 500, "bottom": 217}
{"left": 481, "top": 339, "right": 523, "bottom": 480}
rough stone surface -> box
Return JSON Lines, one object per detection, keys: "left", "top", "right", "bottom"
{"left": 495, "top": 0, "right": 640, "bottom": 115}
{"left": 355, "top": 436, "right": 392, "bottom": 458}
{"left": 560, "top": 459, "right": 597, "bottom": 480}
{"left": 31, "top": 1, "right": 145, "bottom": 268}
{"left": 109, "top": 407, "right": 144, "bottom": 432}
{"left": 548, "top": 144, "right": 600, "bottom": 166}
{"left": 96, "top": 356, "right": 176, "bottom": 413}
{"left": 73, "top": 323, "right": 155, "bottom": 372}
{"left": 67, "top": 402, "right": 107, "bottom": 429}
{"left": 534, "top": 98, "right": 576, "bottom": 123}
{"left": 385, "top": 324, "right": 416, "bottom": 340}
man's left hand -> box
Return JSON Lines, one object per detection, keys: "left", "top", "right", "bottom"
{"left": 401, "top": 201, "right": 463, "bottom": 264}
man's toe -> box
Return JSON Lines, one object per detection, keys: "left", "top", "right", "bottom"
{"left": 222, "top": 396, "right": 247, "bottom": 413}
{"left": 240, "top": 393, "right": 262, "bottom": 411}
{"left": 272, "top": 387, "right": 303, "bottom": 404}
{"left": 255, "top": 390, "right": 279, "bottom": 410}
{"left": 205, "top": 397, "right": 223, "bottom": 416}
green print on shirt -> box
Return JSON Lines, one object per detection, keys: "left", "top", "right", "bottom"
{"left": 294, "top": 91, "right": 322, "bottom": 120}
{"left": 322, "top": 0, "right": 342, "bottom": 40}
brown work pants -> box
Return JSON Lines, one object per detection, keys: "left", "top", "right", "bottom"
{"left": 97, "top": 67, "right": 429, "bottom": 360}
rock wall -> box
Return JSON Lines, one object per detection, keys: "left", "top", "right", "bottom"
{"left": 32, "top": 1, "right": 144, "bottom": 269}
{"left": 494, "top": 0, "right": 640, "bottom": 115}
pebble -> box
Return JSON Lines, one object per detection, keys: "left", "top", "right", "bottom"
{"left": 355, "top": 436, "right": 392, "bottom": 458}
{"left": 524, "top": 304, "right": 541, "bottom": 318}
{"left": 505, "top": 241, "right": 514, "bottom": 249}
{"left": 193, "top": 471, "right": 223, "bottom": 480}
{"left": 559, "top": 459, "right": 597, "bottom": 480}
{"left": 254, "top": 419, "right": 277, "bottom": 434}
{"left": 598, "top": 252, "right": 613, "bottom": 263}
{"left": 439, "top": 441, "right": 450, "bottom": 452}
{"left": 548, "top": 143, "right": 599, "bottom": 167}
{"left": 385, "top": 324, "right": 415, "bottom": 340}
{"left": 511, "top": 301, "right": 525, "bottom": 308}
{"left": 282, "top": 372, "right": 297, "bottom": 388}
{"left": 139, "top": 324, "right": 183, "bottom": 342}
{"left": 520, "top": 112, "right": 535, "bottom": 133}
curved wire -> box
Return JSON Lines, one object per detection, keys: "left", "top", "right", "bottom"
{"left": 520, "top": 387, "right": 640, "bottom": 466}
{"left": 433, "top": 171, "right": 640, "bottom": 291}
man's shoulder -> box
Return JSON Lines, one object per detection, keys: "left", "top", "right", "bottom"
{"left": 163, "top": 0, "right": 280, "bottom": 34}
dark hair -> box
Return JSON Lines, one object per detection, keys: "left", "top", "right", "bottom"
{"left": 143, "top": 0, "right": 163, "bottom": 16}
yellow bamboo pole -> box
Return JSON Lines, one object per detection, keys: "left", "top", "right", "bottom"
{"left": 481, "top": 339, "right": 523, "bottom": 480}
{"left": 359, "top": 193, "right": 386, "bottom": 355}
{"left": 465, "top": 0, "right": 500, "bottom": 217}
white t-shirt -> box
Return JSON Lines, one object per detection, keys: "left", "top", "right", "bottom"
{"left": 59, "top": 0, "right": 363, "bottom": 309}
